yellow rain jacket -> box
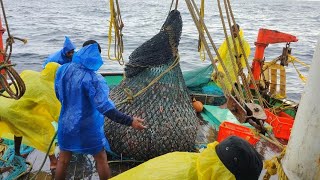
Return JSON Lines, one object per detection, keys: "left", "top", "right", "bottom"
{"left": 215, "top": 30, "right": 250, "bottom": 91}
{"left": 111, "top": 142, "right": 235, "bottom": 180}
{"left": 0, "top": 62, "right": 61, "bottom": 155}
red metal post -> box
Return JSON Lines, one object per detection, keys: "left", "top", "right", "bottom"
{"left": 251, "top": 29, "right": 298, "bottom": 88}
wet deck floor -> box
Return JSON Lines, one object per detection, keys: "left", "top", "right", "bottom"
{"left": 12, "top": 121, "right": 283, "bottom": 180}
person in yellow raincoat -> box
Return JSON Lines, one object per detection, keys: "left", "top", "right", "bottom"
{"left": 0, "top": 62, "right": 61, "bottom": 170}
{"left": 111, "top": 136, "right": 263, "bottom": 180}
{"left": 214, "top": 24, "right": 251, "bottom": 91}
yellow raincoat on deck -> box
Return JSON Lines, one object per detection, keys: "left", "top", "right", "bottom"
{"left": 0, "top": 62, "right": 61, "bottom": 155}
{"left": 111, "top": 142, "right": 235, "bottom": 180}
{"left": 215, "top": 30, "right": 250, "bottom": 91}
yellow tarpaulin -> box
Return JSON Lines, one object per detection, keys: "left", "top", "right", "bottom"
{"left": 215, "top": 29, "right": 251, "bottom": 91}
{"left": 0, "top": 62, "right": 61, "bottom": 154}
{"left": 111, "top": 142, "right": 235, "bottom": 180}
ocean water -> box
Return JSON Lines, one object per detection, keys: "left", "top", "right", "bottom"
{"left": 2, "top": 0, "right": 320, "bottom": 101}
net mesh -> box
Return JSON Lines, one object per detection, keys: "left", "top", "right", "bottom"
{"left": 104, "top": 10, "right": 199, "bottom": 161}
{"left": 124, "top": 10, "right": 182, "bottom": 78}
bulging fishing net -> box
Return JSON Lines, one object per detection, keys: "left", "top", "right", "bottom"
{"left": 104, "top": 10, "right": 199, "bottom": 160}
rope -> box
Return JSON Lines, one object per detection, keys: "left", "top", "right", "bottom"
{"left": 175, "top": 0, "right": 179, "bottom": 10}
{"left": 186, "top": 0, "right": 247, "bottom": 103}
{"left": 288, "top": 54, "right": 310, "bottom": 68}
{"left": 0, "top": 0, "right": 28, "bottom": 63}
{"left": 262, "top": 98, "right": 295, "bottom": 115}
{"left": 116, "top": 16, "right": 182, "bottom": 106}
{"left": 12, "top": 162, "right": 32, "bottom": 180}
{"left": 261, "top": 131, "right": 284, "bottom": 150}
{"left": 29, "top": 132, "right": 57, "bottom": 180}
{"left": 169, "top": 0, "right": 175, "bottom": 13}
{"left": 288, "top": 55, "right": 309, "bottom": 83}
{"left": 116, "top": 55, "right": 180, "bottom": 106}
{"left": 262, "top": 54, "right": 309, "bottom": 86}
{"left": 222, "top": 0, "right": 254, "bottom": 103}
{"left": 197, "top": 0, "right": 206, "bottom": 61}
{"left": 225, "top": 0, "right": 264, "bottom": 106}
{"left": 262, "top": 56, "right": 281, "bottom": 72}
{"left": 291, "top": 62, "right": 307, "bottom": 83}
{"left": 0, "top": 140, "right": 32, "bottom": 180}
{"left": 263, "top": 147, "right": 289, "bottom": 180}
{"left": 216, "top": 0, "right": 246, "bottom": 102}
{"left": 0, "top": 0, "right": 26, "bottom": 99}
{"left": 107, "top": 0, "right": 124, "bottom": 65}
{"left": 251, "top": 124, "right": 285, "bottom": 150}
{"left": 169, "top": 0, "right": 179, "bottom": 13}
{"left": 251, "top": 128, "right": 289, "bottom": 180}
{"left": 0, "top": 65, "right": 26, "bottom": 99}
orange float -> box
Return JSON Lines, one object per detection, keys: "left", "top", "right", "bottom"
{"left": 192, "top": 98, "right": 203, "bottom": 113}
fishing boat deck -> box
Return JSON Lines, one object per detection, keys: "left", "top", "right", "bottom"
{"left": 0, "top": 86, "right": 288, "bottom": 180}
{"left": 15, "top": 113, "right": 283, "bottom": 180}
{"left": 2, "top": 83, "right": 287, "bottom": 180}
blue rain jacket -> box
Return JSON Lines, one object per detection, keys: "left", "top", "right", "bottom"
{"left": 43, "top": 36, "right": 76, "bottom": 68}
{"left": 55, "top": 43, "right": 114, "bottom": 155}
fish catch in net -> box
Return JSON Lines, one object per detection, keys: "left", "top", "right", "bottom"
{"left": 104, "top": 10, "right": 199, "bottom": 161}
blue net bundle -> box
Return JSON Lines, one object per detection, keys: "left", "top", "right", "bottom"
{"left": 0, "top": 139, "right": 33, "bottom": 180}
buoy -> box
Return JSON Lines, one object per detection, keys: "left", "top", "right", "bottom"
{"left": 192, "top": 98, "right": 203, "bottom": 113}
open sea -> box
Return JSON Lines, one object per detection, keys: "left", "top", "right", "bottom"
{"left": 3, "top": 0, "right": 320, "bottom": 101}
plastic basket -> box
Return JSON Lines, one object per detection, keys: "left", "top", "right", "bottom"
{"left": 217, "top": 121, "right": 260, "bottom": 145}
{"left": 265, "top": 109, "right": 294, "bottom": 140}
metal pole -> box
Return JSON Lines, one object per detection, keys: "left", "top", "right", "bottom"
{"left": 282, "top": 37, "right": 320, "bottom": 179}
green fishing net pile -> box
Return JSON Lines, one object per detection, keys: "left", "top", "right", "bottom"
{"left": 104, "top": 10, "right": 199, "bottom": 160}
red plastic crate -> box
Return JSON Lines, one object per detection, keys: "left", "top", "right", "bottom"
{"left": 265, "top": 109, "right": 294, "bottom": 140}
{"left": 217, "top": 121, "right": 260, "bottom": 145}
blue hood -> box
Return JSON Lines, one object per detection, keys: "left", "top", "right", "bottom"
{"left": 62, "top": 36, "right": 76, "bottom": 55}
{"left": 72, "top": 43, "right": 103, "bottom": 71}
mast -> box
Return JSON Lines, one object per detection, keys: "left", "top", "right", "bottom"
{"left": 282, "top": 37, "right": 320, "bottom": 179}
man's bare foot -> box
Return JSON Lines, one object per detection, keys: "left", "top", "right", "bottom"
{"left": 49, "top": 155, "right": 57, "bottom": 175}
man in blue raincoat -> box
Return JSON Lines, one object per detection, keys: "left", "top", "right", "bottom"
{"left": 54, "top": 42, "right": 146, "bottom": 180}
{"left": 42, "top": 36, "right": 76, "bottom": 68}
